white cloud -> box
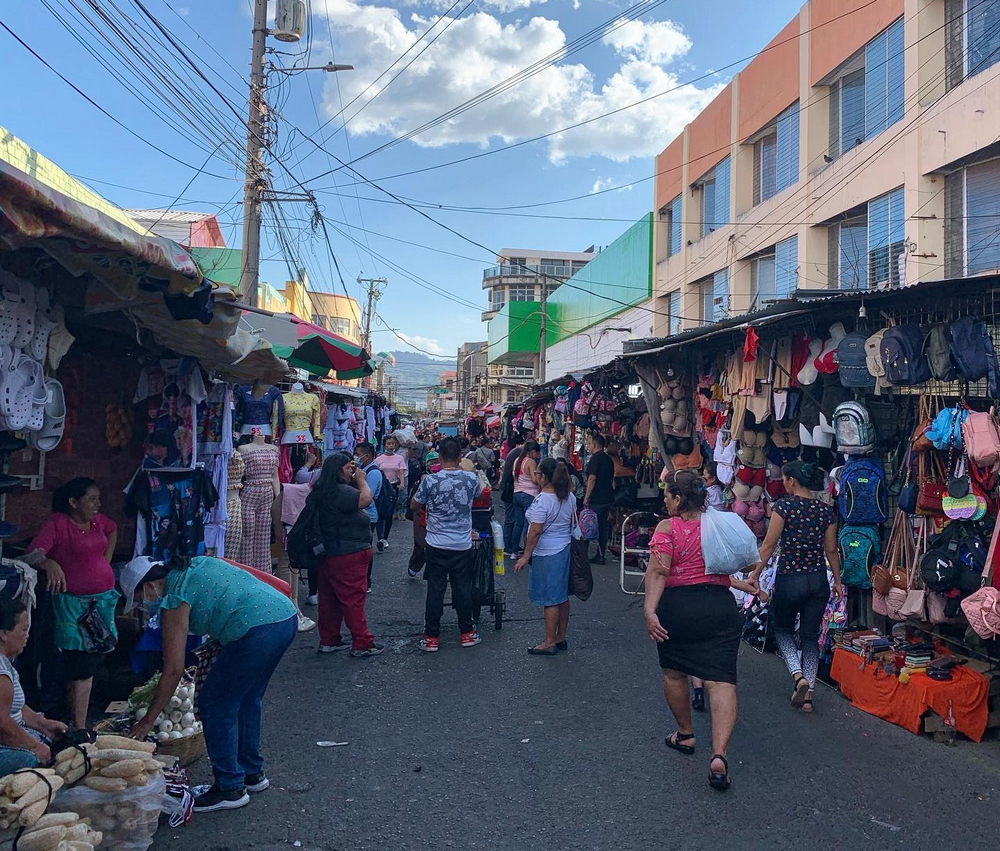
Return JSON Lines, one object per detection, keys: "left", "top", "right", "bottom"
{"left": 177, "top": 6, "right": 189, "bottom": 16}
{"left": 396, "top": 332, "right": 447, "bottom": 355}
{"left": 313, "top": 1, "right": 721, "bottom": 163}
{"left": 590, "top": 176, "right": 631, "bottom": 194}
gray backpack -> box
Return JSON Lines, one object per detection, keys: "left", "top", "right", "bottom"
{"left": 834, "top": 401, "right": 876, "bottom": 455}
{"left": 923, "top": 323, "right": 957, "bottom": 381}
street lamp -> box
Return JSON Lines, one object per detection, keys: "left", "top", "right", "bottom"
{"left": 270, "top": 63, "right": 354, "bottom": 74}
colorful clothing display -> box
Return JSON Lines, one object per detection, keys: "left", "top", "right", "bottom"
{"left": 236, "top": 385, "right": 282, "bottom": 437}
{"left": 238, "top": 447, "right": 279, "bottom": 572}
{"left": 225, "top": 452, "right": 245, "bottom": 558}
{"left": 125, "top": 469, "right": 219, "bottom": 563}
{"left": 324, "top": 402, "right": 357, "bottom": 454}
{"left": 197, "top": 383, "right": 233, "bottom": 457}
{"left": 134, "top": 358, "right": 207, "bottom": 468}
{"left": 281, "top": 391, "right": 321, "bottom": 441}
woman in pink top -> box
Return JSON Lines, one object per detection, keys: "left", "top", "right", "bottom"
{"left": 644, "top": 470, "right": 743, "bottom": 792}
{"left": 374, "top": 436, "right": 407, "bottom": 550}
{"left": 29, "top": 478, "right": 119, "bottom": 729}
{"left": 510, "top": 440, "right": 540, "bottom": 557}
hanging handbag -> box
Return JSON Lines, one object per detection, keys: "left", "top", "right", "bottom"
{"left": 77, "top": 597, "right": 117, "bottom": 655}
{"left": 911, "top": 395, "right": 940, "bottom": 454}
{"left": 960, "top": 514, "right": 1000, "bottom": 637}
{"left": 915, "top": 453, "right": 947, "bottom": 516}
{"left": 871, "top": 512, "right": 904, "bottom": 596}
{"left": 899, "top": 520, "right": 929, "bottom": 620}
{"left": 885, "top": 520, "right": 915, "bottom": 621}
{"left": 898, "top": 462, "right": 919, "bottom": 514}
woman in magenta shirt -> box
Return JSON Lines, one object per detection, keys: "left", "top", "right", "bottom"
{"left": 29, "top": 478, "right": 118, "bottom": 729}
{"left": 644, "top": 469, "right": 744, "bottom": 792}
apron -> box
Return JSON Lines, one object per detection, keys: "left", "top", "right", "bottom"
{"left": 51, "top": 589, "right": 120, "bottom": 652}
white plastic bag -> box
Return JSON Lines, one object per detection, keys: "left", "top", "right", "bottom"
{"left": 49, "top": 773, "right": 166, "bottom": 851}
{"left": 700, "top": 506, "right": 761, "bottom": 575}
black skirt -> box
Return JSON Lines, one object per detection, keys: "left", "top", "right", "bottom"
{"left": 654, "top": 584, "right": 742, "bottom": 684}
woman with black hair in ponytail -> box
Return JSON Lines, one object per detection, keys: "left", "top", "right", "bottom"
{"left": 753, "top": 461, "right": 842, "bottom": 715}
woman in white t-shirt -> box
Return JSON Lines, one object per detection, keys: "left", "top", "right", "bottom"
{"left": 514, "top": 458, "right": 576, "bottom": 656}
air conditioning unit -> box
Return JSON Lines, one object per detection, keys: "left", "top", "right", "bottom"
{"left": 273, "top": 0, "right": 306, "bottom": 43}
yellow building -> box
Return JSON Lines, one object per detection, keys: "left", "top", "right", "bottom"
{"left": 259, "top": 274, "right": 363, "bottom": 346}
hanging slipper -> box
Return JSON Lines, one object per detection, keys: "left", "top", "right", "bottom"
{"left": 30, "top": 379, "right": 66, "bottom": 452}
{"left": 30, "top": 288, "right": 57, "bottom": 363}
{"left": 0, "top": 282, "right": 22, "bottom": 347}
{"left": 0, "top": 345, "right": 18, "bottom": 431}
{"left": 9, "top": 279, "right": 35, "bottom": 350}
{"left": 2, "top": 353, "right": 42, "bottom": 431}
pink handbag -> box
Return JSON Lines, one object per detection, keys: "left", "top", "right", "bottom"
{"left": 960, "top": 512, "right": 1000, "bottom": 637}
{"left": 872, "top": 589, "right": 889, "bottom": 617}
{"left": 898, "top": 521, "right": 928, "bottom": 621}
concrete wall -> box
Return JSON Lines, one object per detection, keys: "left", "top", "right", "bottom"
{"left": 545, "top": 302, "right": 655, "bottom": 379}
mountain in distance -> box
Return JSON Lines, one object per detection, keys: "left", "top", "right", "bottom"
{"left": 381, "top": 349, "right": 456, "bottom": 408}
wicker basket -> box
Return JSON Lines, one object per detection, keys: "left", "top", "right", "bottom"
{"left": 154, "top": 730, "right": 206, "bottom": 766}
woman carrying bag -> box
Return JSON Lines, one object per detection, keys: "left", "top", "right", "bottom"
{"left": 514, "top": 459, "right": 576, "bottom": 655}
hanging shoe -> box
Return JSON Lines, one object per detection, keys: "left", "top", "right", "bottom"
{"left": 30, "top": 379, "right": 66, "bottom": 452}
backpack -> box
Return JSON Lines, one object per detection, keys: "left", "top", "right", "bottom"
{"left": 865, "top": 330, "right": 887, "bottom": 379}
{"left": 833, "top": 401, "right": 876, "bottom": 455}
{"left": 838, "top": 525, "right": 882, "bottom": 589}
{"left": 286, "top": 497, "right": 325, "bottom": 571}
{"left": 962, "top": 408, "right": 1000, "bottom": 470}
{"left": 950, "top": 316, "right": 1000, "bottom": 396}
{"left": 880, "top": 324, "right": 931, "bottom": 385}
{"left": 923, "top": 323, "right": 957, "bottom": 381}
{"left": 838, "top": 456, "right": 888, "bottom": 524}
{"left": 836, "top": 332, "right": 874, "bottom": 387}
{"left": 577, "top": 507, "right": 599, "bottom": 541}
{"left": 368, "top": 464, "right": 396, "bottom": 521}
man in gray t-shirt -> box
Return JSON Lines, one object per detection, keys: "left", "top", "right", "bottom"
{"left": 411, "top": 438, "right": 484, "bottom": 652}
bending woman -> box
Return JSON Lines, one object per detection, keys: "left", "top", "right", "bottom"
{"left": 644, "top": 470, "right": 744, "bottom": 791}
{"left": 514, "top": 458, "right": 576, "bottom": 655}
{"left": 753, "top": 461, "right": 842, "bottom": 713}
{"left": 125, "top": 555, "right": 297, "bottom": 813}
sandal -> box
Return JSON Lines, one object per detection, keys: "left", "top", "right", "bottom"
{"left": 791, "top": 676, "right": 810, "bottom": 708}
{"left": 692, "top": 691, "right": 706, "bottom": 712}
{"left": 664, "top": 731, "right": 696, "bottom": 755}
{"left": 708, "top": 754, "right": 731, "bottom": 791}
{"left": 801, "top": 697, "right": 813, "bottom": 714}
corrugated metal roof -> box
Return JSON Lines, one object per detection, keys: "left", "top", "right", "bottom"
{"left": 124, "top": 209, "right": 214, "bottom": 224}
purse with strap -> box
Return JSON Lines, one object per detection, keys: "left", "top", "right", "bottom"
{"left": 916, "top": 452, "right": 947, "bottom": 516}
{"left": 886, "top": 520, "right": 916, "bottom": 621}
{"left": 960, "top": 512, "right": 1000, "bottom": 638}
{"left": 899, "top": 520, "right": 929, "bottom": 620}
{"left": 871, "top": 511, "right": 905, "bottom": 596}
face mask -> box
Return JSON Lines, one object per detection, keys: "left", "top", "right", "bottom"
{"left": 384, "top": 448, "right": 396, "bottom": 455}
{"left": 143, "top": 597, "right": 162, "bottom": 619}
{"left": 429, "top": 463, "right": 443, "bottom": 473}
{"left": 353, "top": 456, "right": 363, "bottom": 466}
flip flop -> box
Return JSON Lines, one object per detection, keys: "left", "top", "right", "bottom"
{"left": 9, "top": 279, "right": 35, "bottom": 350}
{"left": 31, "top": 379, "right": 67, "bottom": 453}
{"left": 708, "top": 754, "right": 731, "bottom": 791}
{"left": 0, "top": 283, "right": 22, "bottom": 346}
{"left": 791, "top": 676, "right": 810, "bottom": 708}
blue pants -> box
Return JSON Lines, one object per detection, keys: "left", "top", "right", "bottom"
{"left": 511, "top": 492, "right": 535, "bottom": 554}
{"left": 198, "top": 615, "right": 296, "bottom": 792}
{"left": 0, "top": 746, "right": 39, "bottom": 775}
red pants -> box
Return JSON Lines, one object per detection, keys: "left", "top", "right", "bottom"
{"left": 318, "top": 550, "right": 375, "bottom": 650}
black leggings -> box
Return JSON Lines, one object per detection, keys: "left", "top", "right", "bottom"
{"left": 771, "top": 571, "right": 830, "bottom": 689}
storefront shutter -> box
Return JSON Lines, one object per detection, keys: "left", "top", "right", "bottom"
{"left": 714, "top": 156, "right": 731, "bottom": 228}
{"left": 944, "top": 169, "right": 965, "bottom": 277}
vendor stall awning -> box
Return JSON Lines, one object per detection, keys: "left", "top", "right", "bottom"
{"left": 241, "top": 311, "right": 376, "bottom": 380}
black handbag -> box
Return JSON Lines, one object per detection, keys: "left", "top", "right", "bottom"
{"left": 286, "top": 497, "right": 326, "bottom": 572}
{"left": 77, "top": 598, "right": 116, "bottom": 654}
{"left": 568, "top": 538, "right": 594, "bottom": 602}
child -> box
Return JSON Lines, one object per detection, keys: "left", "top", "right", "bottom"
{"left": 704, "top": 461, "right": 724, "bottom": 509}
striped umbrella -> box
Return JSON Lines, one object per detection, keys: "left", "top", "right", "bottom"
{"left": 242, "top": 312, "right": 376, "bottom": 379}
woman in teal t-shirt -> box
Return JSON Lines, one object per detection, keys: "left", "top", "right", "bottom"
{"left": 124, "top": 555, "right": 296, "bottom": 814}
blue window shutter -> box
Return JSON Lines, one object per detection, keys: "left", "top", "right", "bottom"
{"left": 776, "top": 102, "right": 800, "bottom": 192}
{"left": 840, "top": 222, "right": 868, "bottom": 289}
{"left": 868, "top": 191, "right": 891, "bottom": 286}
{"left": 886, "top": 19, "right": 904, "bottom": 127}
{"left": 702, "top": 180, "right": 716, "bottom": 237}
{"left": 669, "top": 195, "right": 682, "bottom": 256}
{"left": 889, "top": 187, "right": 905, "bottom": 246}
{"left": 968, "top": 1, "right": 1000, "bottom": 77}
{"left": 713, "top": 269, "right": 730, "bottom": 320}
{"left": 840, "top": 69, "right": 866, "bottom": 152}
{"left": 865, "top": 29, "right": 888, "bottom": 138}
{"left": 775, "top": 236, "right": 798, "bottom": 298}
{"left": 714, "top": 156, "right": 730, "bottom": 228}
{"left": 668, "top": 291, "right": 681, "bottom": 335}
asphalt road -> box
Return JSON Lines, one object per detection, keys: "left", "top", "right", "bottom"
{"left": 155, "top": 519, "right": 1000, "bottom": 851}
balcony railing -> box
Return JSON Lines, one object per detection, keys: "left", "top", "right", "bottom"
{"left": 483, "top": 264, "right": 577, "bottom": 280}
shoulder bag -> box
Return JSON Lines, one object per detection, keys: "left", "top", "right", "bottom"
{"left": 568, "top": 507, "right": 594, "bottom": 602}
{"left": 916, "top": 452, "right": 947, "bottom": 516}
{"left": 871, "top": 512, "right": 905, "bottom": 596}
{"left": 898, "top": 520, "right": 929, "bottom": 620}
{"left": 960, "top": 513, "right": 1000, "bottom": 638}
{"left": 885, "top": 520, "right": 916, "bottom": 621}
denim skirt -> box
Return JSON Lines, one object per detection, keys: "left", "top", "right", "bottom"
{"left": 528, "top": 544, "right": 571, "bottom": 606}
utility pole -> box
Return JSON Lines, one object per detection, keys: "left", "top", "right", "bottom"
{"left": 358, "top": 276, "right": 387, "bottom": 387}
{"left": 240, "top": 0, "right": 269, "bottom": 308}
{"left": 538, "top": 288, "right": 548, "bottom": 386}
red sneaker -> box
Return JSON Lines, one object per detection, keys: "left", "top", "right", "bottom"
{"left": 460, "top": 630, "right": 482, "bottom": 648}
{"left": 419, "top": 635, "right": 439, "bottom": 652}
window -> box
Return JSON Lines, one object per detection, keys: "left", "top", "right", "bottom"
{"left": 508, "top": 286, "right": 534, "bottom": 301}
{"left": 506, "top": 256, "right": 526, "bottom": 267}
{"left": 506, "top": 390, "right": 517, "bottom": 403}
{"left": 310, "top": 314, "right": 328, "bottom": 328}
{"left": 947, "top": 0, "right": 1000, "bottom": 89}
{"left": 667, "top": 291, "right": 681, "bottom": 336}
{"left": 663, "top": 194, "right": 682, "bottom": 257}
{"left": 827, "top": 18, "right": 903, "bottom": 158}
{"left": 328, "top": 317, "right": 351, "bottom": 337}
{"left": 491, "top": 289, "right": 505, "bottom": 312}
{"left": 868, "top": 187, "right": 906, "bottom": 287}
{"left": 572, "top": 261, "right": 589, "bottom": 271}
{"left": 701, "top": 271, "right": 729, "bottom": 324}
{"left": 753, "top": 102, "right": 800, "bottom": 204}
{"left": 832, "top": 216, "right": 869, "bottom": 289}
{"left": 695, "top": 156, "right": 730, "bottom": 238}
{"left": 508, "top": 367, "right": 534, "bottom": 377}
{"left": 750, "top": 236, "right": 797, "bottom": 306}
{"left": 945, "top": 157, "right": 1000, "bottom": 276}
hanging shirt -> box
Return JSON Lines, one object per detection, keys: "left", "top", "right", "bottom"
{"left": 197, "top": 383, "right": 233, "bottom": 457}
{"left": 134, "top": 358, "right": 208, "bottom": 469}
{"left": 125, "top": 469, "right": 219, "bottom": 563}
{"left": 282, "top": 392, "right": 322, "bottom": 439}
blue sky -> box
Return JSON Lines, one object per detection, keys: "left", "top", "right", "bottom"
{"left": 0, "top": 0, "right": 802, "bottom": 358}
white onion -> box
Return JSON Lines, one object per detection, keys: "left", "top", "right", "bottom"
{"left": 156, "top": 713, "right": 166, "bottom": 724}
{"left": 169, "top": 711, "right": 183, "bottom": 724}
{"left": 180, "top": 699, "right": 194, "bottom": 713}
{"left": 159, "top": 720, "right": 174, "bottom": 733}
{"left": 181, "top": 712, "right": 195, "bottom": 727}
{"left": 168, "top": 696, "right": 182, "bottom": 709}
{"left": 168, "top": 730, "right": 183, "bottom": 740}
{"left": 134, "top": 707, "right": 148, "bottom": 721}
{"left": 156, "top": 731, "right": 170, "bottom": 742}
{"left": 193, "top": 722, "right": 203, "bottom": 733}
{"left": 180, "top": 726, "right": 195, "bottom": 737}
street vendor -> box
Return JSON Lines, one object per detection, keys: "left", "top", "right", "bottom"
{"left": 121, "top": 555, "right": 296, "bottom": 814}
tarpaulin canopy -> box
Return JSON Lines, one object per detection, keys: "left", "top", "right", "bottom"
{"left": 241, "top": 311, "right": 376, "bottom": 380}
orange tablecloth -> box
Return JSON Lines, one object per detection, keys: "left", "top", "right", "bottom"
{"left": 830, "top": 648, "right": 989, "bottom": 742}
